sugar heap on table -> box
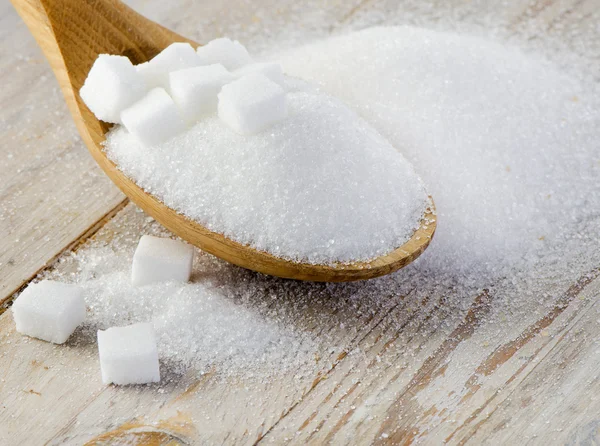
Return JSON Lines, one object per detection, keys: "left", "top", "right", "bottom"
{"left": 12, "top": 235, "right": 195, "bottom": 386}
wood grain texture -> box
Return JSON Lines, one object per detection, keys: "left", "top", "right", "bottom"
{"left": 0, "top": 0, "right": 126, "bottom": 305}
{"left": 0, "top": 204, "right": 404, "bottom": 445}
{"left": 11, "top": 0, "right": 436, "bottom": 282}
{"left": 1, "top": 0, "right": 600, "bottom": 444}
{"left": 261, "top": 272, "right": 600, "bottom": 444}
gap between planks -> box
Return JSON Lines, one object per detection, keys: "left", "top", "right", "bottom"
{"left": 256, "top": 267, "right": 600, "bottom": 444}
{"left": 255, "top": 291, "right": 413, "bottom": 443}
{"left": 0, "top": 198, "right": 128, "bottom": 313}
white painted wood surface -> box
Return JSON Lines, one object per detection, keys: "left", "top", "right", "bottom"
{"left": 0, "top": 0, "right": 125, "bottom": 304}
{"left": 1, "top": 0, "right": 599, "bottom": 444}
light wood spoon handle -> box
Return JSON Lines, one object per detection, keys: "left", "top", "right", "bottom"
{"left": 11, "top": 0, "right": 195, "bottom": 150}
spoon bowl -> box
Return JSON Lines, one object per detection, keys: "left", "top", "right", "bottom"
{"left": 11, "top": 0, "right": 436, "bottom": 281}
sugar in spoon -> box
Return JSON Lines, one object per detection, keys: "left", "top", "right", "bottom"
{"left": 10, "top": 0, "right": 436, "bottom": 281}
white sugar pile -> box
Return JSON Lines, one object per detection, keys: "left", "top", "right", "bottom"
{"left": 105, "top": 82, "right": 429, "bottom": 264}
{"left": 278, "top": 26, "right": 600, "bottom": 279}
{"left": 60, "top": 234, "right": 319, "bottom": 379}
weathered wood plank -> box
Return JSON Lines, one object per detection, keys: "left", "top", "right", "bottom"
{"left": 462, "top": 279, "right": 600, "bottom": 444}
{"left": 0, "top": 4, "right": 126, "bottom": 305}
{"left": 1, "top": 0, "right": 599, "bottom": 445}
{"left": 260, "top": 273, "right": 600, "bottom": 444}
{"left": 0, "top": 204, "right": 413, "bottom": 444}
{"left": 0, "top": 314, "right": 109, "bottom": 445}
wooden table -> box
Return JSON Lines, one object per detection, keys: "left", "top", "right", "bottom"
{"left": 2, "top": 0, "right": 600, "bottom": 444}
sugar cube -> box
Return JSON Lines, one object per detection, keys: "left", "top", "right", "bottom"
{"left": 120, "top": 88, "right": 186, "bottom": 147}
{"left": 97, "top": 322, "right": 160, "bottom": 385}
{"left": 137, "top": 42, "right": 200, "bottom": 90}
{"left": 169, "top": 64, "right": 235, "bottom": 122}
{"left": 196, "top": 38, "right": 252, "bottom": 70}
{"left": 234, "top": 62, "right": 285, "bottom": 87}
{"left": 218, "top": 73, "right": 287, "bottom": 135}
{"left": 80, "top": 54, "right": 146, "bottom": 123}
{"left": 132, "top": 235, "right": 194, "bottom": 286}
{"left": 12, "top": 280, "right": 86, "bottom": 344}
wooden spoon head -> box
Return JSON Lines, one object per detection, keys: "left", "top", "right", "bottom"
{"left": 12, "top": 0, "right": 437, "bottom": 282}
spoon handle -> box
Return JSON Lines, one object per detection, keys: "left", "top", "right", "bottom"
{"left": 10, "top": 0, "right": 194, "bottom": 130}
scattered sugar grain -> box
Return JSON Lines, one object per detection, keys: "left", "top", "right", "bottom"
{"left": 64, "top": 240, "right": 321, "bottom": 379}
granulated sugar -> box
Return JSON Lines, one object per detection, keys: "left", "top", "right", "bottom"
{"left": 53, "top": 230, "right": 320, "bottom": 379}
{"left": 43, "top": 206, "right": 419, "bottom": 380}
{"left": 105, "top": 83, "right": 429, "bottom": 264}
{"left": 29, "top": 24, "right": 600, "bottom": 382}
{"left": 278, "top": 26, "right": 600, "bottom": 279}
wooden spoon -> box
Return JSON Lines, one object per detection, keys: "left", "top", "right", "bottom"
{"left": 11, "top": 0, "right": 436, "bottom": 282}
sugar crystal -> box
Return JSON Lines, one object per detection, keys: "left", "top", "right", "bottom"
{"left": 132, "top": 235, "right": 194, "bottom": 286}
{"left": 169, "top": 64, "right": 234, "bottom": 122}
{"left": 12, "top": 280, "right": 86, "bottom": 344}
{"left": 79, "top": 54, "right": 146, "bottom": 124}
{"left": 234, "top": 62, "right": 285, "bottom": 87}
{"left": 217, "top": 73, "right": 287, "bottom": 135}
{"left": 97, "top": 322, "right": 160, "bottom": 385}
{"left": 120, "top": 88, "right": 187, "bottom": 147}
{"left": 136, "top": 42, "right": 200, "bottom": 91}
{"left": 196, "top": 38, "right": 252, "bottom": 70}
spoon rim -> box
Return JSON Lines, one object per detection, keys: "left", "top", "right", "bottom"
{"left": 94, "top": 136, "right": 436, "bottom": 282}
{"left": 77, "top": 60, "right": 437, "bottom": 282}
